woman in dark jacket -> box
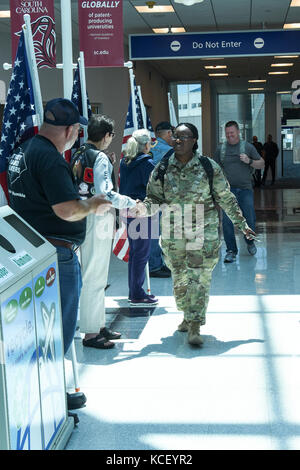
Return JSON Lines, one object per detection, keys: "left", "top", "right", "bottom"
{"left": 119, "top": 129, "right": 158, "bottom": 306}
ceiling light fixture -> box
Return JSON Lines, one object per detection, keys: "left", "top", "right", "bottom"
{"left": 283, "top": 23, "right": 300, "bottom": 28}
{"left": 152, "top": 27, "right": 186, "bottom": 33}
{"left": 248, "top": 79, "right": 267, "bottom": 83}
{"left": 276, "top": 91, "right": 291, "bottom": 94}
{"left": 271, "top": 63, "right": 294, "bottom": 67}
{"left": 274, "top": 55, "right": 299, "bottom": 58}
{"left": 208, "top": 73, "right": 228, "bottom": 77}
{"left": 248, "top": 88, "right": 264, "bottom": 91}
{"left": 136, "top": 5, "right": 175, "bottom": 13}
{"left": 268, "top": 71, "right": 289, "bottom": 75}
{"left": 153, "top": 28, "right": 169, "bottom": 33}
{"left": 174, "top": 0, "right": 204, "bottom": 6}
{"left": 0, "top": 11, "right": 10, "bottom": 18}
{"left": 204, "top": 65, "right": 227, "bottom": 69}
{"left": 171, "top": 27, "right": 185, "bottom": 33}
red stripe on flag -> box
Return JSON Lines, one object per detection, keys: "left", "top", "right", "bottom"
{"left": 0, "top": 172, "right": 8, "bottom": 202}
{"left": 113, "top": 224, "right": 130, "bottom": 262}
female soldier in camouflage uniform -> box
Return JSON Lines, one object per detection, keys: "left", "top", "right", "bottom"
{"left": 131, "top": 123, "right": 256, "bottom": 346}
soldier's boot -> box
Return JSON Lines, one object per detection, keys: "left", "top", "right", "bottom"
{"left": 187, "top": 321, "right": 203, "bottom": 346}
{"left": 177, "top": 318, "right": 189, "bottom": 332}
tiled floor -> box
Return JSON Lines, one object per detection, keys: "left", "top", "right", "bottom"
{"left": 65, "top": 184, "right": 300, "bottom": 450}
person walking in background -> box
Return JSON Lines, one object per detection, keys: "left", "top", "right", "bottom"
{"left": 72, "top": 115, "right": 137, "bottom": 349}
{"left": 131, "top": 123, "right": 256, "bottom": 346}
{"left": 262, "top": 134, "right": 279, "bottom": 186}
{"left": 214, "top": 121, "right": 264, "bottom": 263}
{"left": 252, "top": 136, "right": 263, "bottom": 187}
{"left": 119, "top": 129, "right": 158, "bottom": 306}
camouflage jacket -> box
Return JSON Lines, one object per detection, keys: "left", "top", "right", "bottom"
{"left": 143, "top": 151, "right": 249, "bottom": 242}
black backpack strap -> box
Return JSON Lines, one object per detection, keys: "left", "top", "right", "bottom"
{"left": 154, "top": 149, "right": 174, "bottom": 186}
{"left": 199, "top": 156, "right": 214, "bottom": 197}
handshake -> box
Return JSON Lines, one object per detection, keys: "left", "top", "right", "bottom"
{"left": 128, "top": 200, "right": 148, "bottom": 218}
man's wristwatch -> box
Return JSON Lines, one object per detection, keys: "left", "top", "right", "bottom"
{"left": 248, "top": 158, "right": 253, "bottom": 166}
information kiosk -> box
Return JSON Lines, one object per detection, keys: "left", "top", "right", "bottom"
{"left": 0, "top": 205, "right": 73, "bottom": 450}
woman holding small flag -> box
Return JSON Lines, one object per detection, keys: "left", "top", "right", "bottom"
{"left": 119, "top": 129, "right": 158, "bottom": 307}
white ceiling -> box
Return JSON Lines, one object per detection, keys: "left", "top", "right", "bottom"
{"left": 0, "top": 0, "right": 300, "bottom": 93}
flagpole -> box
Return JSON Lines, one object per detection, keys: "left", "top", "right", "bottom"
{"left": 79, "top": 51, "right": 88, "bottom": 141}
{"left": 79, "top": 52, "right": 88, "bottom": 120}
{"left": 61, "top": 0, "right": 73, "bottom": 100}
{"left": 128, "top": 67, "right": 138, "bottom": 129}
{"left": 23, "top": 14, "right": 43, "bottom": 128}
{"left": 168, "top": 92, "right": 178, "bottom": 127}
{"left": 60, "top": 0, "right": 81, "bottom": 394}
{"left": 137, "top": 86, "right": 147, "bottom": 128}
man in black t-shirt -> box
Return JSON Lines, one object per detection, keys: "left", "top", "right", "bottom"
{"left": 7, "top": 98, "right": 111, "bottom": 410}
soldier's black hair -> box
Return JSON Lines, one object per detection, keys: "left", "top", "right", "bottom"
{"left": 176, "top": 122, "right": 199, "bottom": 152}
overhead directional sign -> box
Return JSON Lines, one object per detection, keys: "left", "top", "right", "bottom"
{"left": 129, "top": 29, "right": 300, "bottom": 60}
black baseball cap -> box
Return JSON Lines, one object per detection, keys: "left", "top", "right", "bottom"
{"left": 155, "top": 121, "right": 173, "bottom": 133}
{"left": 44, "top": 98, "right": 88, "bottom": 126}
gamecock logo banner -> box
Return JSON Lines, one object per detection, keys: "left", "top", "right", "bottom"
{"left": 10, "top": 0, "right": 56, "bottom": 68}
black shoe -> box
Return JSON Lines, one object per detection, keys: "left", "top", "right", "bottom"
{"left": 100, "top": 327, "right": 121, "bottom": 340}
{"left": 150, "top": 267, "right": 171, "bottom": 278}
{"left": 161, "top": 265, "right": 171, "bottom": 274}
{"left": 67, "top": 392, "right": 87, "bottom": 410}
{"left": 247, "top": 243, "right": 257, "bottom": 256}
{"left": 68, "top": 411, "right": 80, "bottom": 425}
{"left": 224, "top": 251, "right": 237, "bottom": 263}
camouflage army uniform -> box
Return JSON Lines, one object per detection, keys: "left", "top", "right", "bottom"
{"left": 143, "top": 150, "right": 250, "bottom": 325}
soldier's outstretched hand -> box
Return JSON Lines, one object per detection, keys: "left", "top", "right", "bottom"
{"left": 243, "top": 227, "right": 258, "bottom": 241}
{"left": 128, "top": 201, "right": 147, "bottom": 218}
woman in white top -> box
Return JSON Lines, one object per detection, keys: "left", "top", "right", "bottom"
{"left": 77, "top": 115, "right": 137, "bottom": 349}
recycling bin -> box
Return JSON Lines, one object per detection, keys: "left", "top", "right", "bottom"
{"left": 0, "top": 205, "right": 73, "bottom": 450}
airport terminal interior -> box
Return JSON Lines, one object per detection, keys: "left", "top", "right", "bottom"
{"left": 1, "top": 0, "right": 300, "bottom": 451}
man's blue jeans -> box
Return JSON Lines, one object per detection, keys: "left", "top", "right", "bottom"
{"left": 56, "top": 246, "right": 82, "bottom": 354}
{"left": 222, "top": 187, "right": 256, "bottom": 254}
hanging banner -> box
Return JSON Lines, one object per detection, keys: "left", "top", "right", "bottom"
{"left": 78, "top": 0, "right": 124, "bottom": 67}
{"left": 10, "top": 0, "right": 56, "bottom": 68}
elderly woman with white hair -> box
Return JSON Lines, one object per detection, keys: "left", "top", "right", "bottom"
{"left": 119, "top": 129, "right": 158, "bottom": 306}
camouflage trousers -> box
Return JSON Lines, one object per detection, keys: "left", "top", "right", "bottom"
{"left": 162, "top": 238, "right": 220, "bottom": 324}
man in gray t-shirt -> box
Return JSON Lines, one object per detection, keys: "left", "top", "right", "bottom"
{"left": 214, "top": 120, "right": 265, "bottom": 263}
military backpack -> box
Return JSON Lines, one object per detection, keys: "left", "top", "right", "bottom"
{"left": 70, "top": 143, "right": 99, "bottom": 198}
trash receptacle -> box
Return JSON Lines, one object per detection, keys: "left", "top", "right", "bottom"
{"left": 0, "top": 205, "right": 73, "bottom": 450}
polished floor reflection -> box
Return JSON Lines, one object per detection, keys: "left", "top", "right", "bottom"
{"left": 65, "top": 185, "right": 300, "bottom": 450}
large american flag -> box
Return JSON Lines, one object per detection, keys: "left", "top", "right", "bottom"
{"left": 71, "top": 62, "right": 92, "bottom": 120}
{"left": 121, "top": 79, "right": 144, "bottom": 153}
{"left": 66, "top": 61, "right": 93, "bottom": 162}
{"left": 0, "top": 31, "right": 38, "bottom": 201}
